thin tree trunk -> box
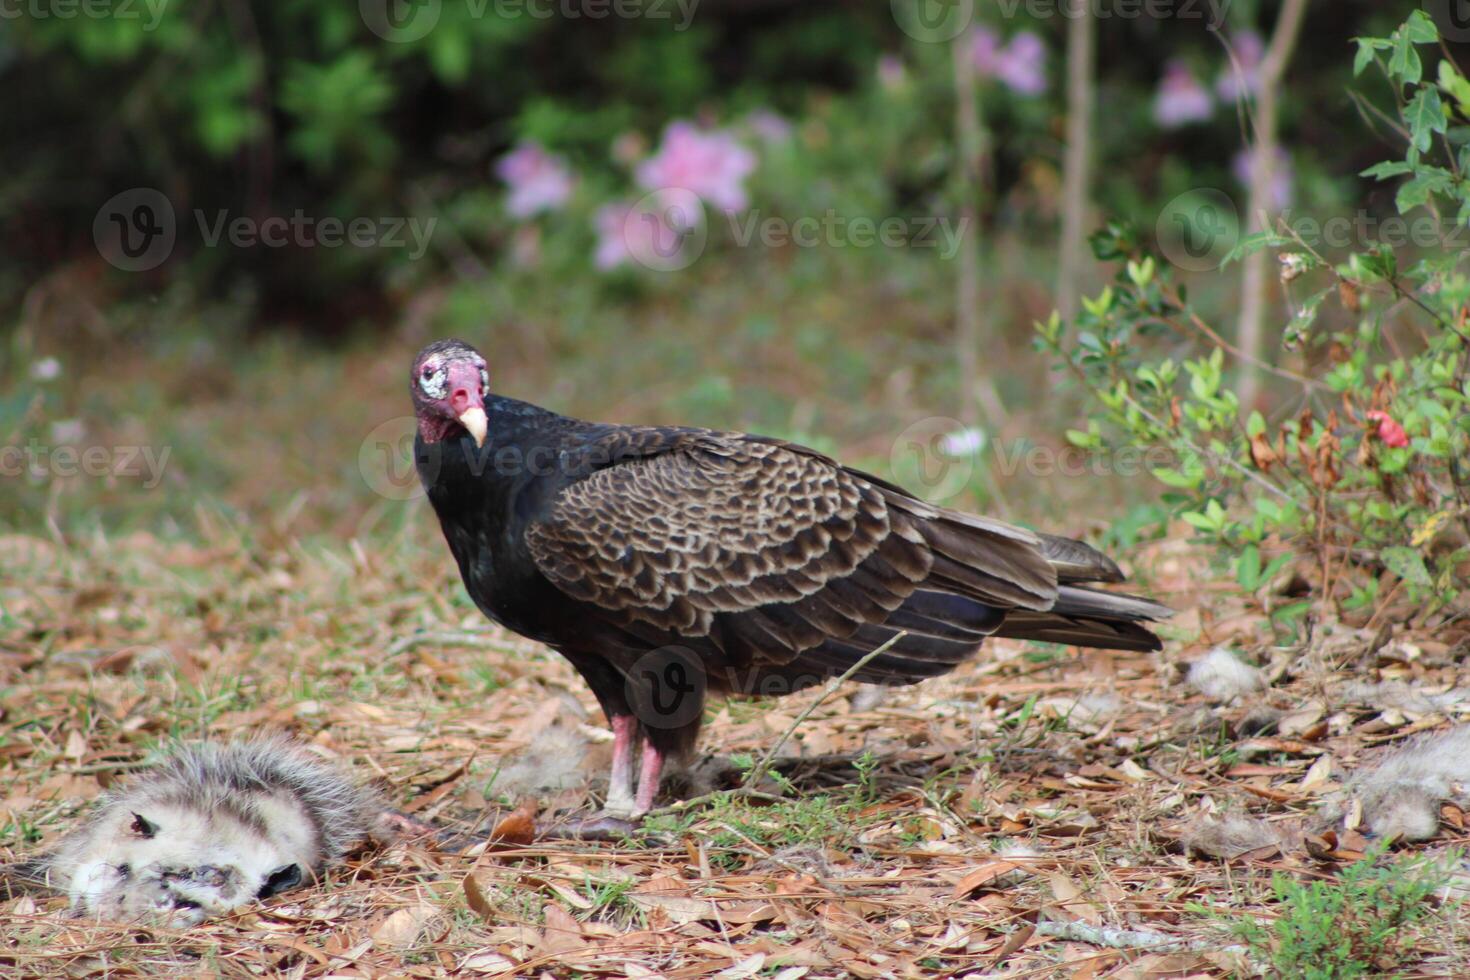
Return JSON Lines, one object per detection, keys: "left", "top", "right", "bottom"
{"left": 952, "top": 35, "right": 985, "bottom": 432}
{"left": 951, "top": 34, "right": 1009, "bottom": 513}
{"left": 1056, "top": 1, "right": 1095, "bottom": 322}
{"left": 1236, "top": 0, "right": 1309, "bottom": 412}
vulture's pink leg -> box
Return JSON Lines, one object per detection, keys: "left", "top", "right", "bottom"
{"left": 633, "top": 740, "right": 664, "bottom": 816}
{"left": 604, "top": 715, "right": 639, "bottom": 817}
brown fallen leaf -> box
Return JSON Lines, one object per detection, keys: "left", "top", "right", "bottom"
{"left": 720, "top": 900, "right": 778, "bottom": 924}
{"left": 952, "top": 861, "right": 1022, "bottom": 898}
{"left": 537, "top": 903, "right": 585, "bottom": 958}
{"left": 461, "top": 949, "right": 518, "bottom": 974}
{"left": 989, "top": 924, "right": 1035, "bottom": 968}
{"left": 372, "top": 901, "right": 439, "bottom": 949}
{"left": 489, "top": 800, "right": 537, "bottom": 845}
{"left": 463, "top": 873, "right": 495, "bottom": 921}
{"left": 629, "top": 893, "right": 719, "bottom": 925}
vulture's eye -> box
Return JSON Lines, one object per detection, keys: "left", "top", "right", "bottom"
{"left": 418, "top": 365, "right": 447, "bottom": 398}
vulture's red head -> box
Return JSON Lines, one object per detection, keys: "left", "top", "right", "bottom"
{"left": 410, "top": 339, "right": 489, "bottom": 447}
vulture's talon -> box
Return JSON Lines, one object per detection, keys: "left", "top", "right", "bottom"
{"left": 543, "top": 815, "right": 642, "bottom": 841}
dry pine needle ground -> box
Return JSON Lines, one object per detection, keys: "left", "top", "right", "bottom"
{"left": 3, "top": 519, "right": 1470, "bottom": 979}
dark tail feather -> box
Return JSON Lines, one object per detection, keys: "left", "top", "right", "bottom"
{"left": 990, "top": 584, "right": 1171, "bottom": 652}
{"left": 1037, "top": 533, "right": 1125, "bottom": 583}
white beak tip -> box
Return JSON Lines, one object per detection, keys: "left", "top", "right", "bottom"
{"left": 458, "top": 406, "right": 488, "bottom": 448}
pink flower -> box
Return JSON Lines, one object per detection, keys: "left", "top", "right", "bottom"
{"left": 1153, "top": 61, "right": 1214, "bottom": 128}
{"left": 1366, "top": 411, "right": 1411, "bottom": 449}
{"left": 494, "top": 141, "right": 575, "bottom": 218}
{"left": 744, "top": 109, "right": 792, "bottom": 144}
{"left": 970, "top": 27, "right": 1046, "bottom": 96}
{"left": 970, "top": 27, "right": 1002, "bottom": 74}
{"left": 594, "top": 203, "right": 638, "bottom": 270}
{"left": 1217, "top": 30, "right": 1265, "bottom": 102}
{"left": 876, "top": 53, "right": 909, "bottom": 91}
{"left": 635, "top": 122, "right": 757, "bottom": 212}
{"left": 995, "top": 31, "right": 1047, "bottom": 95}
{"left": 1232, "top": 147, "right": 1293, "bottom": 210}
{"left": 593, "top": 193, "right": 701, "bottom": 271}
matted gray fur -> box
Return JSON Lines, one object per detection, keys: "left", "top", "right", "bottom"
{"left": 6, "top": 736, "right": 384, "bottom": 925}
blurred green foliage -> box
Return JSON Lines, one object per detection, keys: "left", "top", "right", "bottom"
{"left": 1041, "top": 11, "right": 1470, "bottom": 614}
{"left": 0, "top": 0, "right": 1416, "bottom": 327}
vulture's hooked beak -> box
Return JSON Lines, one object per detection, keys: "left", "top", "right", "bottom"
{"left": 459, "top": 407, "right": 488, "bottom": 448}
{"left": 446, "top": 361, "right": 489, "bottom": 448}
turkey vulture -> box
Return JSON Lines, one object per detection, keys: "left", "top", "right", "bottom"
{"left": 410, "top": 338, "right": 1169, "bottom": 820}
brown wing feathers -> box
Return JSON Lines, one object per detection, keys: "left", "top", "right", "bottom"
{"left": 525, "top": 430, "right": 1163, "bottom": 676}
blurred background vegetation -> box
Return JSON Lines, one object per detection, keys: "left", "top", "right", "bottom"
{"left": 0, "top": 1, "right": 1461, "bottom": 606}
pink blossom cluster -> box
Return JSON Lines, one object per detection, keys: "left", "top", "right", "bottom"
{"left": 1216, "top": 31, "right": 1265, "bottom": 102}
{"left": 1153, "top": 61, "right": 1214, "bottom": 128}
{"left": 594, "top": 191, "right": 704, "bottom": 271}
{"left": 593, "top": 123, "right": 757, "bottom": 270}
{"left": 494, "top": 141, "right": 575, "bottom": 218}
{"left": 1152, "top": 30, "right": 1265, "bottom": 129}
{"left": 969, "top": 28, "right": 1046, "bottom": 96}
{"left": 634, "top": 121, "right": 758, "bottom": 212}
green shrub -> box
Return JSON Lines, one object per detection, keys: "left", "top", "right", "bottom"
{"left": 1216, "top": 849, "right": 1452, "bottom": 979}
{"left": 1039, "top": 11, "right": 1470, "bottom": 618}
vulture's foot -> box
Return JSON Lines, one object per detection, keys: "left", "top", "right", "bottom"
{"left": 542, "top": 813, "right": 642, "bottom": 841}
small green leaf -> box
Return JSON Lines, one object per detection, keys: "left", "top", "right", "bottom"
{"left": 1381, "top": 545, "right": 1432, "bottom": 586}
{"left": 1390, "top": 30, "right": 1424, "bottom": 85}
{"left": 1150, "top": 467, "right": 1199, "bottom": 489}
{"left": 1346, "top": 37, "right": 1381, "bottom": 77}
{"left": 1404, "top": 9, "right": 1439, "bottom": 44}
{"left": 1406, "top": 87, "right": 1447, "bottom": 153}
{"left": 1360, "top": 160, "right": 1414, "bottom": 180}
